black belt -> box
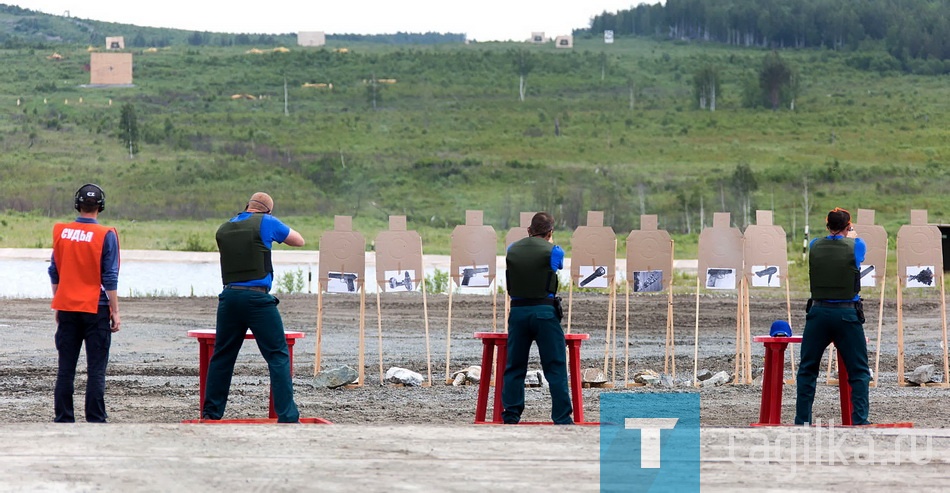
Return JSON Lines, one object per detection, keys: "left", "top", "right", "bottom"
{"left": 510, "top": 298, "right": 556, "bottom": 307}
{"left": 813, "top": 300, "right": 856, "bottom": 308}
{"left": 225, "top": 285, "right": 269, "bottom": 293}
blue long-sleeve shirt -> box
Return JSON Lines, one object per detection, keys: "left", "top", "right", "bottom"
{"left": 49, "top": 217, "right": 119, "bottom": 305}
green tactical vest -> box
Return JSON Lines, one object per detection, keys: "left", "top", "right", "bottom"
{"left": 809, "top": 237, "right": 860, "bottom": 300}
{"left": 506, "top": 236, "right": 558, "bottom": 298}
{"left": 216, "top": 213, "right": 273, "bottom": 284}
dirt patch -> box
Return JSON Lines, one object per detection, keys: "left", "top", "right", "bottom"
{"left": 1, "top": 293, "right": 948, "bottom": 427}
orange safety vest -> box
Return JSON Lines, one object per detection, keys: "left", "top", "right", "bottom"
{"left": 51, "top": 221, "right": 117, "bottom": 313}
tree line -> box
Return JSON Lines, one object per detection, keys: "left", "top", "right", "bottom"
{"left": 587, "top": 0, "right": 950, "bottom": 72}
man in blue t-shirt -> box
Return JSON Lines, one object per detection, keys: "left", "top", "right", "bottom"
{"left": 502, "top": 212, "right": 572, "bottom": 424}
{"left": 202, "top": 192, "right": 305, "bottom": 423}
{"left": 795, "top": 207, "right": 871, "bottom": 425}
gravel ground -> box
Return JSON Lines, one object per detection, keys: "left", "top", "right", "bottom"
{"left": 2, "top": 292, "right": 949, "bottom": 428}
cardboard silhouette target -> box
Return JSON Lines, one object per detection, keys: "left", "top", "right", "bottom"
{"left": 896, "top": 210, "right": 948, "bottom": 387}
{"left": 625, "top": 214, "right": 675, "bottom": 383}
{"left": 445, "top": 211, "right": 498, "bottom": 384}
{"left": 502, "top": 212, "right": 536, "bottom": 332}
{"left": 851, "top": 209, "right": 889, "bottom": 387}
{"left": 694, "top": 213, "right": 744, "bottom": 385}
{"left": 315, "top": 216, "right": 367, "bottom": 385}
{"left": 742, "top": 211, "right": 791, "bottom": 384}
{"left": 569, "top": 211, "right": 617, "bottom": 383}
{"left": 374, "top": 216, "right": 432, "bottom": 386}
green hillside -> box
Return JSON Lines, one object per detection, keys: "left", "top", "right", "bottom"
{"left": 0, "top": 4, "right": 947, "bottom": 256}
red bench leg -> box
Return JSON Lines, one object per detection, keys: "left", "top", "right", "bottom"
{"left": 567, "top": 340, "right": 584, "bottom": 423}
{"left": 492, "top": 343, "right": 507, "bottom": 423}
{"left": 836, "top": 350, "right": 853, "bottom": 425}
{"left": 474, "top": 340, "right": 494, "bottom": 422}
{"left": 198, "top": 339, "right": 212, "bottom": 417}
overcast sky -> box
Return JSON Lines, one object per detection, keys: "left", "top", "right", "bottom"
{"left": 12, "top": 1, "right": 647, "bottom": 42}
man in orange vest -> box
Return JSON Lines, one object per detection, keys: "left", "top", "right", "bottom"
{"left": 49, "top": 183, "right": 121, "bottom": 423}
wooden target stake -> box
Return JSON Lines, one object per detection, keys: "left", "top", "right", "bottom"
{"left": 491, "top": 284, "right": 498, "bottom": 332}
{"left": 357, "top": 279, "right": 366, "bottom": 386}
{"left": 602, "top": 280, "right": 613, "bottom": 376}
{"left": 941, "top": 273, "right": 949, "bottom": 388}
{"left": 445, "top": 286, "right": 455, "bottom": 384}
{"left": 421, "top": 276, "right": 433, "bottom": 386}
{"left": 666, "top": 244, "right": 676, "bottom": 379}
{"left": 604, "top": 278, "right": 617, "bottom": 376}
{"left": 376, "top": 288, "right": 384, "bottom": 384}
{"left": 504, "top": 294, "right": 510, "bottom": 332}
{"left": 744, "top": 277, "right": 753, "bottom": 383}
{"left": 871, "top": 275, "right": 885, "bottom": 388}
{"left": 896, "top": 271, "right": 905, "bottom": 385}
{"left": 733, "top": 278, "right": 743, "bottom": 383}
{"left": 785, "top": 279, "right": 796, "bottom": 383}
{"left": 314, "top": 282, "right": 324, "bottom": 376}
{"left": 566, "top": 276, "right": 574, "bottom": 334}
{"left": 666, "top": 288, "right": 675, "bottom": 379}
{"left": 825, "top": 346, "right": 838, "bottom": 385}
{"left": 624, "top": 279, "right": 631, "bottom": 386}
{"left": 610, "top": 280, "right": 618, "bottom": 384}
{"left": 692, "top": 276, "right": 701, "bottom": 387}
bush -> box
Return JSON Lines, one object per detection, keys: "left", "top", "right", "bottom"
{"left": 275, "top": 268, "right": 305, "bottom": 294}
{"left": 425, "top": 268, "right": 449, "bottom": 294}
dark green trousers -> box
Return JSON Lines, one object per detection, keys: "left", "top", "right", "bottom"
{"left": 502, "top": 304, "right": 573, "bottom": 424}
{"left": 795, "top": 304, "right": 870, "bottom": 425}
{"left": 202, "top": 289, "right": 299, "bottom": 423}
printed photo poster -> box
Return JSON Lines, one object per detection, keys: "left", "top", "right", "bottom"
{"left": 578, "top": 265, "right": 609, "bottom": 288}
{"left": 384, "top": 269, "right": 416, "bottom": 292}
{"left": 459, "top": 265, "right": 490, "bottom": 287}
{"left": 328, "top": 271, "right": 359, "bottom": 293}
{"left": 859, "top": 264, "right": 877, "bottom": 287}
{"left": 705, "top": 268, "right": 737, "bottom": 290}
{"left": 750, "top": 265, "right": 781, "bottom": 288}
{"left": 633, "top": 270, "right": 664, "bottom": 293}
{"left": 906, "top": 266, "right": 936, "bottom": 288}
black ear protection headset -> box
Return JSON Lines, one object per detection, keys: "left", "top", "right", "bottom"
{"left": 74, "top": 183, "right": 105, "bottom": 213}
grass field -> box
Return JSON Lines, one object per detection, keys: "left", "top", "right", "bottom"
{"left": 0, "top": 35, "right": 947, "bottom": 299}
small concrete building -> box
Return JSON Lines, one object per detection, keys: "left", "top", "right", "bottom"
{"left": 90, "top": 53, "right": 133, "bottom": 85}
{"left": 105, "top": 36, "right": 125, "bottom": 50}
{"left": 554, "top": 35, "right": 573, "bottom": 49}
{"left": 298, "top": 31, "right": 326, "bottom": 47}
{"left": 530, "top": 32, "right": 545, "bottom": 43}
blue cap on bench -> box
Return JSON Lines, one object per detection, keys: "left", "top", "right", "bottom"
{"left": 770, "top": 320, "right": 792, "bottom": 337}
